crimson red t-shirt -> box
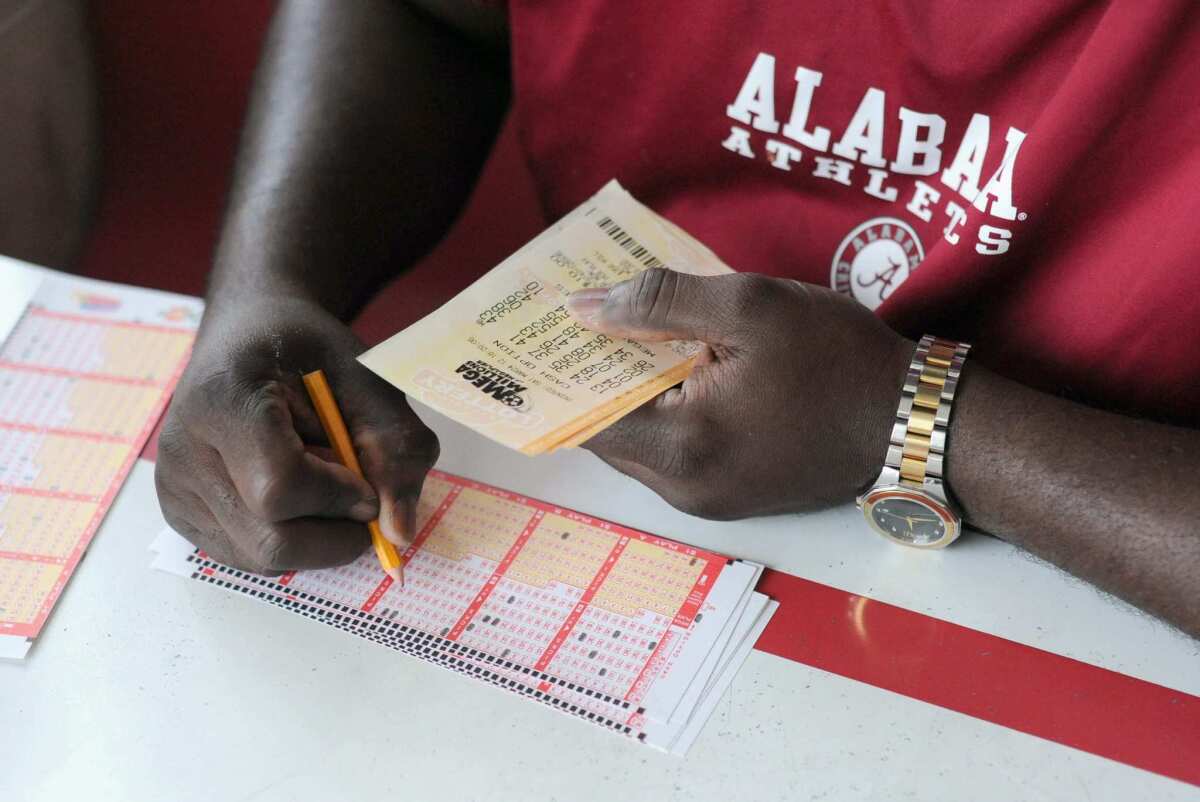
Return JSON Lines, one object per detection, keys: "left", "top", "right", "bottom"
{"left": 506, "top": 0, "right": 1200, "bottom": 423}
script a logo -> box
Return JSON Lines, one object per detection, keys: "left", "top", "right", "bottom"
{"left": 830, "top": 217, "right": 925, "bottom": 311}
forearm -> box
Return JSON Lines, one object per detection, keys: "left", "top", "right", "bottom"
{"left": 947, "top": 364, "right": 1200, "bottom": 637}
{"left": 209, "top": 0, "right": 509, "bottom": 319}
{"left": 0, "top": 0, "right": 97, "bottom": 268}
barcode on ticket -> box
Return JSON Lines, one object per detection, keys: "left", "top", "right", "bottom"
{"left": 595, "top": 216, "right": 666, "bottom": 269}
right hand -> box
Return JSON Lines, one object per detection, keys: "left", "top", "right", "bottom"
{"left": 155, "top": 297, "right": 439, "bottom": 574}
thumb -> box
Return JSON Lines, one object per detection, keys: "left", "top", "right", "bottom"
{"left": 341, "top": 369, "right": 440, "bottom": 550}
{"left": 566, "top": 268, "right": 735, "bottom": 344}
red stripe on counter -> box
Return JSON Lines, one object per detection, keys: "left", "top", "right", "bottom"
{"left": 754, "top": 569, "right": 1200, "bottom": 787}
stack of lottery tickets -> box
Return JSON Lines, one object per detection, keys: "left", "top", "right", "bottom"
{"left": 357, "top": 181, "right": 735, "bottom": 455}
{"left": 152, "top": 469, "right": 775, "bottom": 755}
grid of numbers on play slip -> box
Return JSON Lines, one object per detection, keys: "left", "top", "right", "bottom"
{"left": 0, "top": 430, "right": 128, "bottom": 498}
{"left": 286, "top": 558, "right": 387, "bottom": 608}
{"left": 0, "top": 312, "right": 192, "bottom": 383}
{"left": 0, "top": 558, "right": 62, "bottom": 626}
{"left": 0, "top": 493, "right": 98, "bottom": 558}
{"left": 505, "top": 513, "right": 621, "bottom": 595}
{"left": 589, "top": 538, "right": 708, "bottom": 621}
{"left": 455, "top": 576, "right": 581, "bottom": 665}
{"left": 453, "top": 512, "right": 617, "bottom": 663}
{"left": 420, "top": 486, "right": 535, "bottom": 565}
{"left": 403, "top": 487, "right": 537, "bottom": 634}
{"left": 393, "top": 548, "right": 490, "bottom": 637}
{"left": 0, "top": 367, "right": 159, "bottom": 439}
{"left": 545, "top": 604, "right": 669, "bottom": 696}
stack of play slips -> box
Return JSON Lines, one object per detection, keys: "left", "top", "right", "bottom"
{"left": 358, "top": 180, "right": 734, "bottom": 455}
{"left": 150, "top": 469, "right": 776, "bottom": 754}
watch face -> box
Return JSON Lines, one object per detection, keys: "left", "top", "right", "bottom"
{"left": 865, "top": 492, "right": 951, "bottom": 546}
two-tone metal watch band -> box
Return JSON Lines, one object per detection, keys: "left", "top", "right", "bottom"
{"left": 885, "top": 335, "right": 971, "bottom": 489}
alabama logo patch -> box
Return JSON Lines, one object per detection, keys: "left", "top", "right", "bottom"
{"left": 830, "top": 217, "right": 925, "bottom": 310}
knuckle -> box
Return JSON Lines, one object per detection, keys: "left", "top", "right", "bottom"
{"left": 253, "top": 532, "right": 289, "bottom": 574}
{"left": 153, "top": 431, "right": 186, "bottom": 478}
{"left": 247, "top": 468, "right": 297, "bottom": 520}
{"left": 155, "top": 409, "right": 201, "bottom": 467}
{"left": 403, "top": 427, "right": 441, "bottom": 466}
{"left": 157, "top": 497, "right": 239, "bottom": 563}
{"left": 192, "top": 366, "right": 239, "bottom": 415}
{"left": 360, "top": 421, "right": 440, "bottom": 469}
{"left": 155, "top": 473, "right": 212, "bottom": 548}
{"left": 242, "top": 380, "right": 290, "bottom": 426}
{"left": 729, "top": 274, "right": 778, "bottom": 317}
{"left": 620, "top": 268, "right": 677, "bottom": 326}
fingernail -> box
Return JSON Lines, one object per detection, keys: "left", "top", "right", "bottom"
{"left": 349, "top": 497, "right": 379, "bottom": 522}
{"left": 566, "top": 288, "right": 610, "bottom": 325}
{"left": 401, "top": 498, "right": 418, "bottom": 542}
{"left": 381, "top": 497, "right": 417, "bottom": 547}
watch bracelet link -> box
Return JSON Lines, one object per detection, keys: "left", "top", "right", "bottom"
{"left": 885, "top": 335, "right": 971, "bottom": 489}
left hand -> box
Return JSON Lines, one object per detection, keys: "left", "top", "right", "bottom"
{"left": 567, "top": 269, "right": 914, "bottom": 519}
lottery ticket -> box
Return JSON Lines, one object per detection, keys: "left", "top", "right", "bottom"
{"left": 358, "top": 181, "right": 735, "bottom": 454}
{"left": 151, "top": 469, "right": 774, "bottom": 754}
{"left": 0, "top": 256, "right": 201, "bottom": 659}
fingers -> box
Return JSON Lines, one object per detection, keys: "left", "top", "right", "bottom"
{"left": 159, "top": 429, "right": 372, "bottom": 573}
{"left": 582, "top": 400, "right": 680, "bottom": 472}
{"left": 156, "top": 475, "right": 242, "bottom": 566}
{"left": 215, "top": 381, "right": 380, "bottom": 523}
{"left": 244, "top": 517, "right": 373, "bottom": 573}
{"left": 158, "top": 365, "right": 436, "bottom": 574}
{"left": 339, "top": 367, "right": 440, "bottom": 550}
{"left": 582, "top": 390, "right": 719, "bottom": 485}
{"left": 157, "top": 447, "right": 370, "bottom": 574}
{"left": 566, "top": 269, "right": 774, "bottom": 345}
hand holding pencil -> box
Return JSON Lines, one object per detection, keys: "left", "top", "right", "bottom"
{"left": 303, "top": 369, "right": 408, "bottom": 584}
{"left": 156, "top": 302, "right": 439, "bottom": 577}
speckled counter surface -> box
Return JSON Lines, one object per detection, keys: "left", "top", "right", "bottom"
{"left": 3, "top": 404, "right": 1197, "bottom": 802}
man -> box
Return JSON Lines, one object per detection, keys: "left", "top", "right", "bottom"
{"left": 155, "top": 0, "right": 1200, "bottom": 639}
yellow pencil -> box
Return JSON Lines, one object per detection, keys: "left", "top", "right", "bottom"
{"left": 301, "top": 369, "right": 405, "bottom": 586}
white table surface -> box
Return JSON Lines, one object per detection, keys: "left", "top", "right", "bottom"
{"left": 2, "top": 404, "right": 1198, "bottom": 802}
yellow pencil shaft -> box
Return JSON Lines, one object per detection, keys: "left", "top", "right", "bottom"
{"left": 370, "top": 521, "right": 402, "bottom": 571}
{"left": 302, "top": 370, "right": 365, "bottom": 475}
{"left": 302, "top": 370, "right": 404, "bottom": 575}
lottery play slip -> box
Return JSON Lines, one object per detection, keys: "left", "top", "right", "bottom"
{"left": 358, "top": 180, "right": 736, "bottom": 455}
{"left": 152, "top": 469, "right": 776, "bottom": 754}
{"left": 0, "top": 256, "right": 201, "bottom": 658}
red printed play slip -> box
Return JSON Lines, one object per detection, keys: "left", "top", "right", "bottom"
{"left": 152, "top": 469, "right": 774, "bottom": 754}
{"left": 0, "top": 256, "right": 201, "bottom": 659}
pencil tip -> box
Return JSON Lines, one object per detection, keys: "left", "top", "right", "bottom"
{"left": 386, "top": 566, "right": 402, "bottom": 585}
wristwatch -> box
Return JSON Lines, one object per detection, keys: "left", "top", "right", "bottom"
{"left": 858, "top": 335, "right": 971, "bottom": 549}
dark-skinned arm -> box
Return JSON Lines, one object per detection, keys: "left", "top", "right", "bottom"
{"left": 569, "top": 270, "right": 1200, "bottom": 640}
{"left": 948, "top": 364, "right": 1199, "bottom": 637}
{"left": 0, "top": 0, "right": 97, "bottom": 268}
{"left": 210, "top": 0, "right": 509, "bottom": 316}
{"left": 155, "top": 0, "right": 510, "bottom": 574}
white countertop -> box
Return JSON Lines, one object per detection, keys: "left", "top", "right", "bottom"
{"left": 2, "top": 405, "right": 1197, "bottom": 802}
